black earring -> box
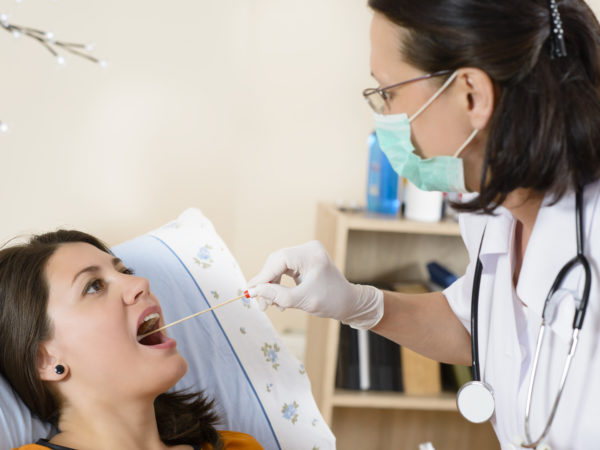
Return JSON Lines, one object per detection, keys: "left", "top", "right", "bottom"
{"left": 55, "top": 364, "right": 65, "bottom": 375}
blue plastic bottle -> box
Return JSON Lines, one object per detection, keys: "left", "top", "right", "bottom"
{"left": 366, "top": 131, "right": 400, "bottom": 215}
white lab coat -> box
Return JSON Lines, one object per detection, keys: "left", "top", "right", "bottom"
{"left": 443, "top": 179, "right": 600, "bottom": 450}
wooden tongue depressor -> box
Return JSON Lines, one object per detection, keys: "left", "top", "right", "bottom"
{"left": 137, "top": 290, "right": 251, "bottom": 341}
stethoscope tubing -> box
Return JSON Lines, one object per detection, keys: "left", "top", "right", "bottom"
{"left": 466, "top": 186, "right": 591, "bottom": 448}
{"left": 470, "top": 257, "right": 484, "bottom": 381}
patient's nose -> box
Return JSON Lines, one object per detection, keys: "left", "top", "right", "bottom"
{"left": 123, "top": 275, "right": 150, "bottom": 305}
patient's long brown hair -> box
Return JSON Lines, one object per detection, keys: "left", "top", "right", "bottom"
{"left": 0, "top": 230, "right": 223, "bottom": 448}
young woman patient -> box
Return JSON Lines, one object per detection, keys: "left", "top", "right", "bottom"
{"left": 0, "top": 230, "right": 262, "bottom": 450}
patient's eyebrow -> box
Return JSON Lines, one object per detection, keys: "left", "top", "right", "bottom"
{"left": 72, "top": 257, "right": 123, "bottom": 285}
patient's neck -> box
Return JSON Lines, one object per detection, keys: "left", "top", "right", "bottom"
{"left": 51, "top": 395, "right": 174, "bottom": 450}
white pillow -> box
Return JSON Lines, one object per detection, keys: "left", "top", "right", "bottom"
{"left": 0, "top": 209, "right": 335, "bottom": 449}
{"left": 0, "top": 376, "right": 52, "bottom": 449}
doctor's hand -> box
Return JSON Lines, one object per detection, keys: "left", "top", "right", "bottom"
{"left": 247, "top": 241, "right": 383, "bottom": 330}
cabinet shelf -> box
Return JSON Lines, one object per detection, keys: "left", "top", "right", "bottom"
{"left": 330, "top": 204, "right": 462, "bottom": 236}
{"left": 332, "top": 389, "right": 458, "bottom": 411}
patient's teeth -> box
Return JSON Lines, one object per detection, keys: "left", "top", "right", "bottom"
{"left": 143, "top": 313, "right": 159, "bottom": 323}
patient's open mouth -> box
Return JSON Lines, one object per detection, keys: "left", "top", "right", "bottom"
{"left": 137, "top": 312, "right": 166, "bottom": 346}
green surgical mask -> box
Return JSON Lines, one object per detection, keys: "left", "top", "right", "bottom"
{"left": 374, "top": 71, "right": 478, "bottom": 193}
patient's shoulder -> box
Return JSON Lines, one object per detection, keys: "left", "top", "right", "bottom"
{"left": 213, "top": 430, "right": 264, "bottom": 449}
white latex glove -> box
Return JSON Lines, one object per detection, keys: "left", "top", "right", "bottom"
{"left": 247, "top": 240, "right": 384, "bottom": 330}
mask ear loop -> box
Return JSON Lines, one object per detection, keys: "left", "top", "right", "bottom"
{"left": 409, "top": 71, "right": 458, "bottom": 122}
{"left": 454, "top": 129, "right": 479, "bottom": 158}
{"left": 407, "top": 70, "right": 478, "bottom": 160}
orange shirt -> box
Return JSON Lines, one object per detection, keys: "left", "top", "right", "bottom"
{"left": 206, "top": 430, "right": 263, "bottom": 449}
{"left": 13, "top": 430, "right": 263, "bottom": 450}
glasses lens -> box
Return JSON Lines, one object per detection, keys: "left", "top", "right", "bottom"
{"left": 365, "top": 93, "right": 386, "bottom": 114}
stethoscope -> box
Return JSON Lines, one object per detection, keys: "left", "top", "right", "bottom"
{"left": 456, "top": 187, "right": 592, "bottom": 449}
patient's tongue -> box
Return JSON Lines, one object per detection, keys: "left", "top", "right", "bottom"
{"left": 139, "top": 333, "right": 162, "bottom": 346}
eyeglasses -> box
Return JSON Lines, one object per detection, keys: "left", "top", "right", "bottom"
{"left": 362, "top": 70, "right": 452, "bottom": 114}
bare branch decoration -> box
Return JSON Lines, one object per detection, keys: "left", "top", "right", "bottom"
{"left": 0, "top": 12, "right": 106, "bottom": 132}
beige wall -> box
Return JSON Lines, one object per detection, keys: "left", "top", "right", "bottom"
{"left": 0, "top": 1, "right": 373, "bottom": 332}
{"left": 1, "top": 1, "right": 599, "bottom": 333}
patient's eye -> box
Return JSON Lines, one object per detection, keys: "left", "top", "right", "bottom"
{"left": 84, "top": 278, "right": 106, "bottom": 295}
{"left": 121, "top": 267, "right": 135, "bottom": 276}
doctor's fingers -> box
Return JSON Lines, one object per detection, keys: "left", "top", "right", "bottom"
{"left": 256, "top": 298, "right": 286, "bottom": 312}
{"left": 247, "top": 241, "right": 320, "bottom": 287}
{"left": 250, "top": 283, "right": 302, "bottom": 311}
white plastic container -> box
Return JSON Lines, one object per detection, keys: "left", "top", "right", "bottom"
{"left": 403, "top": 181, "right": 444, "bottom": 222}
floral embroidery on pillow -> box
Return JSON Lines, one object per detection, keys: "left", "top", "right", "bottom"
{"left": 282, "top": 401, "right": 299, "bottom": 424}
{"left": 193, "top": 245, "right": 213, "bottom": 268}
{"left": 261, "top": 342, "right": 280, "bottom": 370}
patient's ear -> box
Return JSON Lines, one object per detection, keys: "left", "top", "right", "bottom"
{"left": 38, "top": 343, "right": 69, "bottom": 381}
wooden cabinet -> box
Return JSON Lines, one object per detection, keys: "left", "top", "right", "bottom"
{"left": 304, "top": 203, "right": 499, "bottom": 450}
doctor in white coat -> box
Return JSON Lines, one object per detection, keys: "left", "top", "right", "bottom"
{"left": 248, "top": 1, "right": 600, "bottom": 449}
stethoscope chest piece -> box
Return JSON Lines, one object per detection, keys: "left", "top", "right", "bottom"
{"left": 457, "top": 380, "right": 495, "bottom": 423}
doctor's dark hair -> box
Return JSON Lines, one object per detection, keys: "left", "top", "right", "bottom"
{"left": 0, "top": 230, "right": 223, "bottom": 449}
{"left": 368, "top": 0, "right": 600, "bottom": 212}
